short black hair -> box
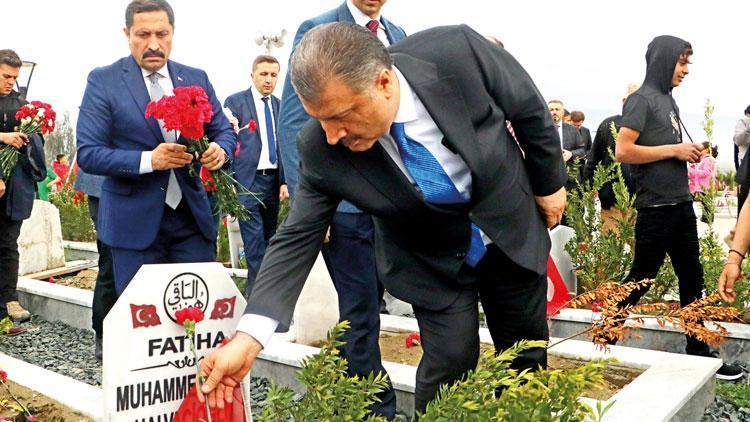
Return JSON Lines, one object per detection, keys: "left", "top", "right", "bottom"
{"left": 0, "top": 50, "right": 22, "bottom": 68}
{"left": 570, "top": 111, "right": 585, "bottom": 122}
{"left": 56, "top": 154, "right": 66, "bottom": 162}
{"left": 745, "top": 105, "right": 750, "bottom": 115}
{"left": 125, "top": 0, "right": 174, "bottom": 29}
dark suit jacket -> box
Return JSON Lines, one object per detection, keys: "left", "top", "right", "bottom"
{"left": 224, "top": 89, "right": 284, "bottom": 195}
{"left": 562, "top": 122, "right": 585, "bottom": 187}
{"left": 277, "top": 1, "right": 406, "bottom": 213}
{"left": 579, "top": 126, "right": 592, "bottom": 153}
{"left": 246, "top": 25, "right": 566, "bottom": 330}
{"left": 76, "top": 56, "right": 236, "bottom": 250}
{"left": 0, "top": 90, "right": 46, "bottom": 221}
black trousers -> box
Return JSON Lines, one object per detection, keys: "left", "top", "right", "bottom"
{"left": 412, "top": 244, "right": 548, "bottom": 413}
{"left": 0, "top": 195, "right": 22, "bottom": 304}
{"left": 620, "top": 202, "right": 710, "bottom": 356}
{"left": 88, "top": 197, "right": 117, "bottom": 338}
{"left": 738, "top": 183, "right": 749, "bottom": 215}
{"left": 321, "top": 212, "right": 396, "bottom": 419}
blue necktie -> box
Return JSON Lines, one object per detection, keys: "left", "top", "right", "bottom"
{"left": 261, "top": 97, "right": 277, "bottom": 164}
{"left": 389, "top": 123, "right": 487, "bottom": 267}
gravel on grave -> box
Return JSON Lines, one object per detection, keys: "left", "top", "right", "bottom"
{"left": 0, "top": 316, "right": 271, "bottom": 413}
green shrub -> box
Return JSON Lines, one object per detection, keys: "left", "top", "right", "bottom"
{"left": 716, "top": 381, "right": 750, "bottom": 408}
{"left": 49, "top": 189, "right": 95, "bottom": 242}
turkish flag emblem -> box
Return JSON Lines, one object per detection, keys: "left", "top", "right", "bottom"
{"left": 130, "top": 304, "right": 162, "bottom": 328}
{"left": 546, "top": 256, "right": 571, "bottom": 318}
{"left": 210, "top": 296, "right": 237, "bottom": 321}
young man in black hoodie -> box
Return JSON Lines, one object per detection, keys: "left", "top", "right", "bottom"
{"left": 615, "top": 36, "right": 743, "bottom": 380}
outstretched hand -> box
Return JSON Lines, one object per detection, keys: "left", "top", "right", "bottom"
{"left": 198, "top": 332, "right": 262, "bottom": 409}
{"left": 718, "top": 263, "right": 742, "bottom": 303}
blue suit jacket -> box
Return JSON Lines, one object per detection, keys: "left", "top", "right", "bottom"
{"left": 224, "top": 89, "right": 284, "bottom": 199}
{"left": 76, "top": 56, "right": 236, "bottom": 250}
{"left": 277, "top": 1, "right": 407, "bottom": 212}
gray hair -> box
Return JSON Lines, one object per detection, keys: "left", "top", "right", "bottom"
{"left": 291, "top": 22, "right": 393, "bottom": 103}
{"left": 125, "top": 0, "right": 174, "bottom": 29}
{"left": 0, "top": 50, "right": 22, "bottom": 68}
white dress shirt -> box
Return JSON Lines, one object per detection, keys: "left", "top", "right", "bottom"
{"left": 139, "top": 65, "right": 176, "bottom": 174}
{"left": 346, "top": 0, "right": 390, "bottom": 46}
{"left": 236, "top": 66, "right": 482, "bottom": 347}
{"left": 555, "top": 121, "right": 564, "bottom": 150}
{"left": 251, "top": 85, "right": 278, "bottom": 170}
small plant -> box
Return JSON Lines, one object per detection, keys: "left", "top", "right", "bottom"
{"left": 421, "top": 341, "right": 611, "bottom": 421}
{"left": 716, "top": 380, "right": 750, "bottom": 408}
{"left": 49, "top": 186, "right": 95, "bottom": 242}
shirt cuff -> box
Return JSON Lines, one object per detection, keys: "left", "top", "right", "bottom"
{"left": 139, "top": 151, "right": 154, "bottom": 174}
{"left": 235, "top": 314, "right": 279, "bottom": 348}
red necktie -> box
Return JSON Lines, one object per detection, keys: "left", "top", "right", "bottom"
{"left": 366, "top": 19, "right": 379, "bottom": 35}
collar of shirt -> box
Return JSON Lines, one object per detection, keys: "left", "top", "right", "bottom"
{"left": 141, "top": 64, "right": 171, "bottom": 84}
{"left": 392, "top": 66, "right": 418, "bottom": 125}
{"left": 346, "top": 0, "right": 388, "bottom": 45}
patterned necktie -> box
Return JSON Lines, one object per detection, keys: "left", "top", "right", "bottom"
{"left": 389, "top": 123, "right": 487, "bottom": 266}
{"left": 148, "top": 72, "right": 182, "bottom": 209}
{"left": 261, "top": 97, "right": 277, "bottom": 164}
{"left": 366, "top": 19, "right": 379, "bottom": 35}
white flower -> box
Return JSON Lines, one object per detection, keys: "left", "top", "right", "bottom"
{"left": 48, "top": 119, "right": 54, "bottom": 127}
{"left": 36, "top": 108, "right": 45, "bottom": 117}
{"left": 22, "top": 117, "right": 31, "bottom": 124}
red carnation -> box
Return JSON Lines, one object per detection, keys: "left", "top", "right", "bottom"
{"left": 175, "top": 307, "right": 204, "bottom": 326}
{"left": 405, "top": 332, "right": 421, "bottom": 348}
{"left": 591, "top": 301, "right": 603, "bottom": 312}
{"left": 0, "top": 370, "right": 7, "bottom": 383}
{"left": 248, "top": 119, "right": 257, "bottom": 132}
{"left": 145, "top": 86, "right": 213, "bottom": 140}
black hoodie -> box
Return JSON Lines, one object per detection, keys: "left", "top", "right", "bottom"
{"left": 621, "top": 35, "right": 693, "bottom": 209}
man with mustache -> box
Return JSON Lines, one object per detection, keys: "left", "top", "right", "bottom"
{"left": 76, "top": 0, "right": 236, "bottom": 295}
{"left": 200, "top": 22, "right": 566, "bottom": 415}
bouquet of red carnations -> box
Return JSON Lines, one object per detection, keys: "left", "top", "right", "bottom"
{"left": 145, "top": 86, "right": 252, "bottom": 220}
{"left": 0, "top": 101, "right": 56, "bottom": 179}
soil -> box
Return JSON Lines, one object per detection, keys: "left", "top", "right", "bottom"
{"left": 48, "top": 270, "right": 97, "bottom": 291}
{"left": 0, "top": 379, "right": 92, "bottom": 421}
{"left": 379, "top": 332, "right": 643, "bottom": 401}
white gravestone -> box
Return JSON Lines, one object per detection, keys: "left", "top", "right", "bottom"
{"left": 289, "top": 253, "right": 340, "bottom": 345}
{"left": 103, "top": 263, "right": 247, "bottom": 421}
{"left": 18, "top": 200, "right": 65, "bottom": 275}
{"left": 549, "top": 225, "right": 577, "bottom": 294}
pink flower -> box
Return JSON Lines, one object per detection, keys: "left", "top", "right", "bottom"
{"left": 26, "top": 416, "right": 37, "bottom": 422}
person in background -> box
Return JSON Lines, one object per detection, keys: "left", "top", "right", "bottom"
{"left": 726, "top": 105, "right": 750, "bottom": 246}
{"left": 0, "top": 49, "right": 46, "bottom": 324}
{"left": 52, "top": 153, "right": 69, "bottom": 190}
{"left": 549, "top": 99, "right": 585, "bottom": 191}
{"left": 563, "top": 109, "right": 572, "bottom": 125}
{"left": 614, "top": 35, "right": 742, "bottom": 380}
{"left": 36, "top": 164, "right": 60, "bottom": 201}
{"left": 224, "top": 55, "right": 287, "bottom": 296}
{"left": 74, "top": 168, "right": 116, "bottom": 361}
{"left": 273, "top": 1, "right": 407, "bottom": 417}
{"left": 570, "top": 111, "right": 592, "bottom": 154}
{"left": 583, "top": 84, "right": 638, "bottom": 232}
{"left": 76, "top": 0, "right": 236, "bottom": 294}
{"left": 688, "top": 142, "right": 717, "bottom": 194}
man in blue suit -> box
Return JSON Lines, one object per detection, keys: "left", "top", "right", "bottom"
{"left": 76, "top": 0, "right": 236, "bottom": 294}
{"left": 275, "top": 1, "right": 406, "bottom": 417}
{"left": 224, "top": 55, "right": 287, "bottom": 296}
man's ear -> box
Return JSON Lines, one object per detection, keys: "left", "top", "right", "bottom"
{"left": 379, "top": 68, "right": 396, "bottom": 98}
{"left": 123, "top": 27, "right": 130, "bottom": 38}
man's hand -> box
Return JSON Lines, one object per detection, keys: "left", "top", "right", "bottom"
{"left": 200, "top": 142, "right": 227, "bottom": 171}
{"left": 198, "top": 332, "right": 261, "bottom": 408}
{"left": 562, "top": 150, "right": 573, "bottom": 162}
{"left": 718, "top": 262, "right": 742, "bottom": 302}
{"left": 0, "top": 132, "right": 28, "bottom": 149}
{"left": 672, "top": 143, "right": 703, "bottom": 163}
{"left": 151, "top": 143, "right": 193, "bottom": 171}
{"left": 0, "top": 179, "right": 5, "bottom": 199}
{"left": 535, "top": 186, "right": 567, "bottom": 228}
{"left": 279, "top": 184, "right": 289, "bottom": 201}
{"left": 324, "top": 226, "right": 331, "bottom": 243}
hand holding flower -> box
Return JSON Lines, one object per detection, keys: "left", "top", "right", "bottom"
{"left": 200, "top": 142, "right": 227, "bottom": 171}
{"left": 0, "top": 132, "right": 27, "bottom": 149}
{"left": 151, "top": 143, "right": 193, "bottom": 171}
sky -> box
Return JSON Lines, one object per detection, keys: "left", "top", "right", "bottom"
{"left": 3, "top": 0, "right": 749, "bottom": 167}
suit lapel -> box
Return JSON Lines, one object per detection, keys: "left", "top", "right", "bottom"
{"left": 122, "top": 56, "right": 163, "bottom": 142}
{"left": 391, "top": 53, "right": 481, "bottom": 182}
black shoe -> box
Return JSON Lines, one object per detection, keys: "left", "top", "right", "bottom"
{"left": 95, "top": 336, "right": 103, "bottom": 361}
{"left": 711, "top": 352, "right": 743, "bottom": 381}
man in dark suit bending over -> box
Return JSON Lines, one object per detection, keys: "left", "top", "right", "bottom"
{"left": 200, "top": 22, "right": 567, "bottom": 413}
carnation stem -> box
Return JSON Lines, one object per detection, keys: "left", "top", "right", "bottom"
{"left": 188, "top": 329, "right": 212, "bottom": 422}
{"left": 1, "top": 380, "right": 32, "bottom": 417}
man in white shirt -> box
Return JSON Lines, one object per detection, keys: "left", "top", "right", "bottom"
{"left": 549, "top": 99, "right": 585, "bottom": 191}
{"left": 76, "top": 0, "right": 236, "bottom": 294}
{"left": 224, "top": 56, "right": 288, "bottom": 296}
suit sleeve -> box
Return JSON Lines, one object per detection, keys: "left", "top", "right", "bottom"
{"left": 244, "top": 165, "right": 339, "bottom": 330}
{"left": 569, "top": 127, "right": 586, "bottom": 159}
{"left": 462, "top": 26, "right": 566, "bottom": 196}
{"left": 77, "top": 70, "right": 142, "bottom": 178}
{"left": 584, "top": 120, "right": 610, "bottom": 180}
{"left": 203, "top": 72, "right": 236, "bottom": 167}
